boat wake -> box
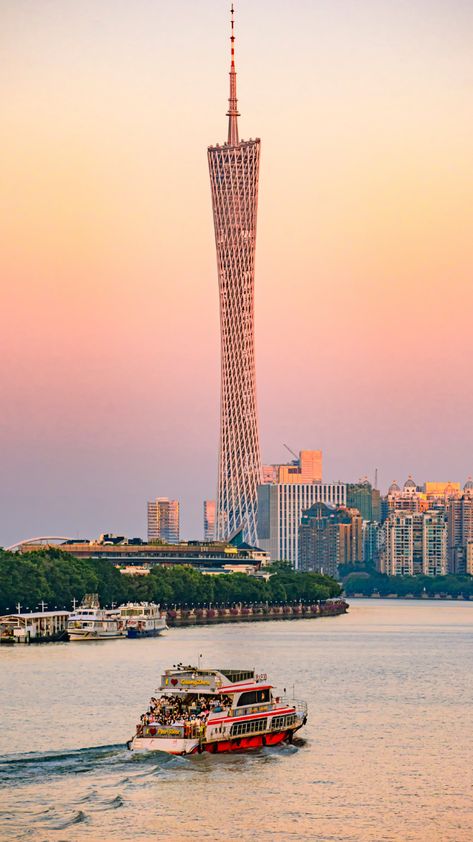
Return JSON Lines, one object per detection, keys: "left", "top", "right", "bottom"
{"left": 0, "top": 737, "right": 303, "bottom": 788}
{"left": 0, "top": 740, "right": 303, "bottom": 840}
{"left": 0, "top": 744, "right": 127, "bottom": 787}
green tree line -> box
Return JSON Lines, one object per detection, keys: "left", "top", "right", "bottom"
{"left": 0, "top": 549, "right": 341, "bottom": 614}
{"left": 344, "top": 571, "right": 473, "bottom": 599}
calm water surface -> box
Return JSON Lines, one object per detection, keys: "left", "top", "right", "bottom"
{"left": 1, "top": 600, "right": 473, "bottom": 841}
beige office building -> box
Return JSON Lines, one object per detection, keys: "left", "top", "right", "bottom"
{"left": 147, "top": 498, "right": 180, "bottom": 544}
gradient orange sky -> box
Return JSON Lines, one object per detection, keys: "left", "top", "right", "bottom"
{"left": 1, "top": 0, "right": 472, "bottom": 545}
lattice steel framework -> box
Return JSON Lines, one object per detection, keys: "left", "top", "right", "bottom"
{"left": 208, "top": 6, "right": 262, "bottom": 545}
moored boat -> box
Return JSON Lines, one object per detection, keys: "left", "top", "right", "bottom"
{"left": 128, "top": 665, "right": 307, "bottom": 755}
{"left": 120, "top": 602, "right": 168, "bottom": 638}
{"left": 67, "top": 594, "right": 126, "bottom": 641}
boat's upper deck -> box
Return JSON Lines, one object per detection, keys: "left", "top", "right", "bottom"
{"left": 159, "top": 666, "right": 272, "bottom": 697}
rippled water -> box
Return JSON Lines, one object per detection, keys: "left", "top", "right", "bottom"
{"left": 1, "top": 600, "right": 473, "bottom": 841}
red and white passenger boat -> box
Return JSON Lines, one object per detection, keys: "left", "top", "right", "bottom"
{"left": 128, "top": 665, "right": 307, "bottom": 755}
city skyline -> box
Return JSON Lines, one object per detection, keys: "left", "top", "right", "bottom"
{"left": 1, "top": 0, "right": 473, "bottom": 546}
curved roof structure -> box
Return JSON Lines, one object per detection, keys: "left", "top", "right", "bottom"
{"left": 4, "top": 537, "right": 75, "bottom": 553}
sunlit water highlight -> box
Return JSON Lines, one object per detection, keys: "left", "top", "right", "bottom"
{"left": 1, "top": 600, "right": 472, "bottom": 841}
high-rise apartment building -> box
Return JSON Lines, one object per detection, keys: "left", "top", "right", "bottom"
{"left": 382, "top": 509, "right": 447, "bottom": 576}
{"left": 257, "top": 482, "right": 347, "bottom": 567}
{"left": 208, "top": 8, "right": 262, "bottom": 545}
{"left": 147, "top": 498, "right": 179, "bottom": 544}
{"left": 263, "top": 450, "right": 323, "bottom": 485}
{"left": 298, "top": 503, "right": 362, "bottom": 576}
{"left": 447, "top": 481, "right": 473, "bottom": 573}
{"left": 422, "top": 510, "right": 447, "bottom": 576}
{"left": 362, "top": 521, "right": 384, "bottom": 566}
{"left": 203, "top": 500, "right": 216, "bottom": 543}
{"left": 466, "top": 540, "right": 473, "bottom": 575}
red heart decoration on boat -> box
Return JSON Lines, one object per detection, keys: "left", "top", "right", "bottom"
{"left": 171, "top": 678, "right": 178, "bottom": 686}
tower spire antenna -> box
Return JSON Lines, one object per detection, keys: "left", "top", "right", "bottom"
{"left": 227, "top": 3, "right": 240, "bottom": 145}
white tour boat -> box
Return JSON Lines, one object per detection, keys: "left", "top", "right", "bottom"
{"left": 67, "top": 595, "right": 126, "bottom": 641}
{"left": 128, "top": 665, "right": 307, "bottom": 755}
{"left": 120, "top": 603, "right": 168, "bottom": 638}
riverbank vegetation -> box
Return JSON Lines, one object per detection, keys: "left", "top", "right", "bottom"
{"left": 343, "top": 570, "right": 473, "bottom": 599}
{"left": 0, "top": 549, "right": 341, "bottom": 613}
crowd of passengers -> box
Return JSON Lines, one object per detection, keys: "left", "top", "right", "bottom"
{"left": 139, "top": 694, "right": 233, "bottom": 731}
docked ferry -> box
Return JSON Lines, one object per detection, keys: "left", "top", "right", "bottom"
{"left": 67, "top": 595, "right": 126, "bottom": 641}
{"left": 128, "top": 665, "right": 307, "bottom": 755}
{"left": 120, "top": 603, "right": 167, "bottom": 638}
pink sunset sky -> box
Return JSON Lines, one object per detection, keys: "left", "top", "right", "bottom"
{"left": 1, "top": 0, "right": 472, "bottom": 546}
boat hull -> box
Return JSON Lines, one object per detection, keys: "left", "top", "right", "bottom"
{"left": 68, "top": 630, "right": 125, "bottom": 641}
{"left": 129, "top": 736, "right": 200, "bottom": 754}
{"left": 127, "top": 627, "right": 167, "bottom": 638}
{"left": 129, "top": 728, "right": 296, "bottom": 755}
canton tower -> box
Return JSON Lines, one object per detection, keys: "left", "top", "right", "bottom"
{"left": 208, "top": 5, "right": 262, "bottom": 545}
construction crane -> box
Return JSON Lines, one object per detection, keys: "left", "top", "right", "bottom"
{"left": 283, "top": 443, "right": 299, "bottom": 461}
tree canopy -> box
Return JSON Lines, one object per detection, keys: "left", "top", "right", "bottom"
{"left": 0, "top": 548, "right": 342, "bottom": 613}
{"left": 344, "top": 570, "right": 473, "bottom": 599}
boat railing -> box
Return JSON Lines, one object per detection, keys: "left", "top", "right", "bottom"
{"left": 279, "top": 696, "right": 308, "bottom": 718}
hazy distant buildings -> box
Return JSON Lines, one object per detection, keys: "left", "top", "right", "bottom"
{"left": 298, "top": 503, "right": 362, "bottom": 577}
{"left": 257, "top": 482, "right": 346, "bottom": 567}
{"left": 147, "top": 498, "right": 180, "bottom": 544}
{"left": 263, "top": 450, "right": 322, "bottom": 485}
{"left": 203, "top": 500, "right": 216, "bottom": 542}
{"left": 208, "top": 8, "right": 262, "bottom": 544}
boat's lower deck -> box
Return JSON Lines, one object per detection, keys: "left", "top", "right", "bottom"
{"left": 129, "top": 727, "right": 298, "bottom": 755}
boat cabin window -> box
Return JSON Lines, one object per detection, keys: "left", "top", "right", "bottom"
{"left": 238, "top": 689, "right": 270, "bottom": 706}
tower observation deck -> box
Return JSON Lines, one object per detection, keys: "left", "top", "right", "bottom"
{"left": 207, "top": 5, "right": 262, "bottom": 545}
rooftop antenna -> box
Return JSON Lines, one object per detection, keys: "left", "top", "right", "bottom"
{"left": 374, "top": 468, "right": 378, "bottom": 490}
{"left": 227, "top": 4, "right": 240, "bottom": 145}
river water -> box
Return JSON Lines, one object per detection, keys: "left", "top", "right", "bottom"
{"left": 1, "top": 599, "right": 472, "bottom": 841}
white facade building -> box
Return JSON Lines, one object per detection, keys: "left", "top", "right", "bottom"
{"left": 257, "top": 482, "right": 347, "bottom": 568}
{"left": 383, "top": 512, "right": 417, "bottom": 576}
{"left": 383, "top": 510, "right": 447, "bottom": 576}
